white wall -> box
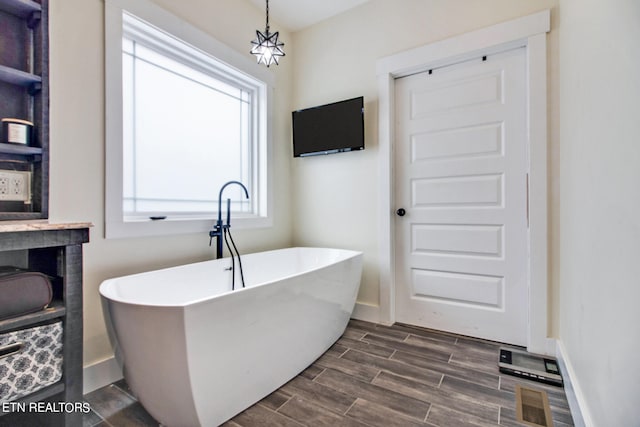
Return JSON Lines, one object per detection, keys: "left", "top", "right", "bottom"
{"left": 48, "top": 0, "right": 293, "bottom": 366}
{"left": 291, "top": 0, "right": 559, "bottom": 313}
{"left": 557, "top": 0, "right": 640, "bottom": 425}
{"left": 48, "top": 1, "right": 640, "bottom": 421}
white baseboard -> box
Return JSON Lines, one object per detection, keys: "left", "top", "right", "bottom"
{"left": 528, "top": 337, "right": 557, "bottom": 357}
{"left": 351, "top": 302, "right": 382, "bottom": 323}
{"left": 556, "top": 340, "right": 593, "bottom": 427}
{"left": 83, "top": 356, "right": 123, "bottom": 394}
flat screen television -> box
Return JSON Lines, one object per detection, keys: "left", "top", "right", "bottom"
{"left": 292, "top": 96, "right": 364, "bottom": 157}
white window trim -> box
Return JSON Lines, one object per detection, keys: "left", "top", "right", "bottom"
{"left": 105, "top": 0, "right": 274, "bottom": 239}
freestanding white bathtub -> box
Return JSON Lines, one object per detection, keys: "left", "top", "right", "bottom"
{"left": 99, "top": 247, "right": 362, "bottom": 427}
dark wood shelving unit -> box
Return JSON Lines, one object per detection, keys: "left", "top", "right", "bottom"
{"left": 0, "top": 224, "right": 90, "bottom": 427}
{"left": 0, "top": 0, "right": 49, "bottom": 220}
{"left": 0, "top": 2, "right": 87, "bottom": 426}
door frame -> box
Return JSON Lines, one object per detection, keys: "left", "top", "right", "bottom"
{"left": 376, "top": 10, "right": 552, "bottom": 354}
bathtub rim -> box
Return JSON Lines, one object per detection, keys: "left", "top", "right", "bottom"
{"left": 99, "top": 246, "right": 363, "bottom": 308}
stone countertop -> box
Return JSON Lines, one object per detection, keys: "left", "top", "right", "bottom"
{"left": 0, "top": 220, "right": 93, "bottom": 233}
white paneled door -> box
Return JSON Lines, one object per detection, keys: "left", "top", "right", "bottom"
{"left": 394, "top": 48, "right": 528, "bottom": 346}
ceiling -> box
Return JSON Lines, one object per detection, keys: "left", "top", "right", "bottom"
{"left": 247, "top": 0, "right": 370, "bottom": 32}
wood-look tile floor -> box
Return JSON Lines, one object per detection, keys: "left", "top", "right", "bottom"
{"left": 83, "top": 320, "right": 574, "bottom": 427}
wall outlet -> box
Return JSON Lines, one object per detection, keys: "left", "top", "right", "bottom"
{"left": 0, "top": 170, "right": 31, "bottom": 202}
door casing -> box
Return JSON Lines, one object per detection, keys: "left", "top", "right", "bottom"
{"left": 376, "top": 10, "right": 552, "bottom": 354}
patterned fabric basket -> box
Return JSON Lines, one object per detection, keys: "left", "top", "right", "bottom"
{"left": 0, "top": 321, "right": 63, "bottom": 402}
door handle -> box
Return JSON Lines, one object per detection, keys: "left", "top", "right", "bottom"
{"left": 396, "top": 208, "right": 406, "bottom": 217}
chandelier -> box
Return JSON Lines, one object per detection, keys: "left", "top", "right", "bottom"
{"left": 250, "top": 0, "right": 285, "bottom": 67}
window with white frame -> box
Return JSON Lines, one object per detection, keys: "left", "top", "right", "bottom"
{"left": 105, "top": 0, "right": 272, "bottom": 238}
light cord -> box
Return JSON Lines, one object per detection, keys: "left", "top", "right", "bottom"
{"left": 265, "top": 0, "right": 270, "bottom": 33}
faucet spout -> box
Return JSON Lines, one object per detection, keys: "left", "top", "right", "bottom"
{"left": 217, "top": 180, "right": 250, "bottom": 225}
{"left": 210, "top": 181, "right": 250, "bottom": 259}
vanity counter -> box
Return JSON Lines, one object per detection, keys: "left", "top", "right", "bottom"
{"left": 0, "top": 220, "right": 93, "bottom": 233}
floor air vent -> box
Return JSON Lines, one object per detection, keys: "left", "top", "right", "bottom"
{"left": 515, "top": 385, "right": 554, "bottom": 427}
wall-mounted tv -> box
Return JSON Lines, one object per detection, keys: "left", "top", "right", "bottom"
{"left": 292, "top": 96, "right": 364, "bottom": 157}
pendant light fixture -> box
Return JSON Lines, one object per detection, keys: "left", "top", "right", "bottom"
{"left": 250, "top": 0, "right": 285, "bottom": 67}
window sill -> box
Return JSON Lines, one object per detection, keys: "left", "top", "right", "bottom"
{"left": 105, "top": 215, "right": 271, "bottom": 239}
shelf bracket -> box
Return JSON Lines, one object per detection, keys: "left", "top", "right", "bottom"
{"left": 27, "top": 10, "right": 41, "bottom": 29}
